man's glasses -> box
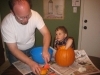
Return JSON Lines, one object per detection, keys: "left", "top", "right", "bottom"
{"left": 15, "top": 12, "right": 32, "bottom": 21}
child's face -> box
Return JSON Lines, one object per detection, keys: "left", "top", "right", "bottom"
{"left": 56, "top": 29, "right": 67, "bottom": 41}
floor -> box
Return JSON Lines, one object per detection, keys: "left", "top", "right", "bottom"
{"left": 0, "top": 60, "right": 10, "bottom": 75}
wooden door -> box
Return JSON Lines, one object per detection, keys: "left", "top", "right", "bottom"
{"left": 79, "top": 0, "right": 100, "bottom": 58}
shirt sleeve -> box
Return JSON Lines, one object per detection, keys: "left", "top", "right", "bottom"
{"left": 1, "top": 16, "right": 16, "bottom": 43}
{"left": 35, "top": 12, "right": 45, "bottom": 30}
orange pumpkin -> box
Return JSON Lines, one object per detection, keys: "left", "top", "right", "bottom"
{"left": 40, "top": 68, "right": 48, "bottom": 75}
{"left": 55, "top": 46, "right": 75, "bottom": 67}
{"left": 40, "top": 64, "right": 50, "bottom": 75}
{"left": 44, "top": 64, "right": 50, "bottom": 69}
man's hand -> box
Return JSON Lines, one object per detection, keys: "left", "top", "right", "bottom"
{"left": 29, "top": 61, "right": 41, "bottom": 74}
{"left": 42, "top": 50, "right": 50, "bottom": 64}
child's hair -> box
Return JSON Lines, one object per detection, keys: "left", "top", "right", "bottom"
{"left": 55, "top": 26, "right": 68, "bottom": 35}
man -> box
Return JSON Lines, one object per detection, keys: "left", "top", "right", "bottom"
{"left": 1, "top": 0, "right": 51, "bottom": 74}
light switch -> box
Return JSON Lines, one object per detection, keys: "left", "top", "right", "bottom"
{"left": 73, "top": 7, "right": 77, "bottom": 13}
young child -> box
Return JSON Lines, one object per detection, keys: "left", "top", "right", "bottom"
{"left": 53, "top": 26, "right": 75, "bottom": 50}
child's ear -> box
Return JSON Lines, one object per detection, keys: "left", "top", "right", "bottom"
{"left": 65, "top": 34, "right": 67, "bottom": 37}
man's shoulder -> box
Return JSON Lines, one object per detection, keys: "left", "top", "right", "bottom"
{"left": 31, "top": 10, "right": 40, "bottom": 16}
{"left": 2, "top": 13, "right": 14, "bottom": 23}
{"left": 1, "top": 13, "right": 15, "bottom": 28}
{"left": 4, "top": 13, "right": 13, "bottom": 19}
{"left": 31, "top": 9, "right": 38, "bottom": 13}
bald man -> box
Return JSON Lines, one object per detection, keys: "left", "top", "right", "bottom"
{"left": 1, "top": 0, "right": 51, "bottom": 74}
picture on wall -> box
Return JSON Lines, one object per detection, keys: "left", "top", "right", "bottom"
{"left": 43, "top": 0, "right": 65, "bottom": 19}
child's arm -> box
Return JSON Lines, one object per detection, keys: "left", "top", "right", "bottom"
{"left": 65, "top": 38, "right": 73, "bottom": 50}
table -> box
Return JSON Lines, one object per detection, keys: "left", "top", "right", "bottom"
{"left": 1, "top": 56, "right": 100, "bottom": 75}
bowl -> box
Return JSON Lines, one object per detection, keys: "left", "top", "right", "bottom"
{"left": 30, "top": 46, "right": 53, "bottom": 64}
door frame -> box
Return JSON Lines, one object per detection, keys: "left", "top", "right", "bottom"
{"left": 78, "top": 0, "right": 84, "bottom": 49}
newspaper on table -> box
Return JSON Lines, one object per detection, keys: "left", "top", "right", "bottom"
{"left": 13, "top": 49, "right": 100, "bottom": 75}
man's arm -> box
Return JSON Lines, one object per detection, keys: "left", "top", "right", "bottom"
{"left": 6, "top": 43, "right": 41, "bottom": 74}
{"left": 39, "top": 25, "right": 51, "bottom": 63}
